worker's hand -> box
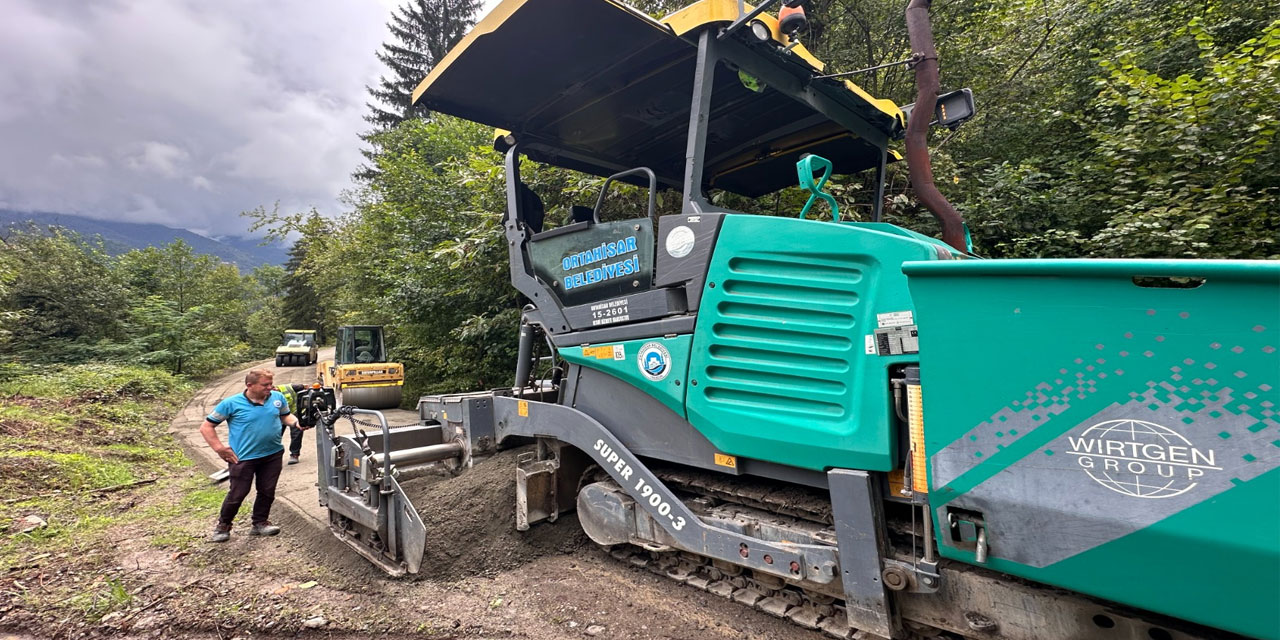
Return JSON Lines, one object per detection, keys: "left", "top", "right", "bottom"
{"left": 216, "top": 447, "right": 239, "bottom": 464}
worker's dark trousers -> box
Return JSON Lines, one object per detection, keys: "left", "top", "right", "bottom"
{"left": 288, "top": 425, "right": 304, "bottom": 457}
{"left": 218, "top": 451, "right": 283, "bottom": 526}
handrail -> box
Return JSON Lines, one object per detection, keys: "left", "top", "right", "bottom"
{"left": 592, "top": 167, "right": 659, "bottom": 224}
{"left": 348, "top": 408, "right": 392, "bottom": 483}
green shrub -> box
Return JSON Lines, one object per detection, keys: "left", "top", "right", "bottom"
{"left": 0, "top": 363, "right": 194, "bottom": 403}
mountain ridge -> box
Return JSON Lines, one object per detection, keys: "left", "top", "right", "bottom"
{"left": 0, "top": 209, "right": 285, "bottom": 269}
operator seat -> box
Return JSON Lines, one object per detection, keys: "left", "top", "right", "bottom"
{"left": 569, "top": 205, "right": 594, "bottom": 224}
{"left": 518, "top": 183, "right": 545, "bottom": 234}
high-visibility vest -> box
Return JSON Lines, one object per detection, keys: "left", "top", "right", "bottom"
{"left": 279, "top": 384, "right": 299, "bottom": 414}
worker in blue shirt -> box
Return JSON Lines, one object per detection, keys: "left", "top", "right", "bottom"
{"left": 199, "top": 368, "right": 299, "bottom": 542}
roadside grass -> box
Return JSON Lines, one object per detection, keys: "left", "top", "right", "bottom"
{"left": 0, "top": 450, "right": 135, "bottom": 492}
{"left": 66, "top": 576, "right": 134, "bottom": 622}
{"left": 0, "top": 362, "right": 204, "bottom": 626}
{"left": 1, "top": 363, "right": 189, "bottom": 403}
{"left": 1, "top": 361, "right": 384, "bottom": 638}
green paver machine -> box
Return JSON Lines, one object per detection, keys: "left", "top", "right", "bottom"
{"left": 314, "top": 0, "right": 1279, "bottom": 638}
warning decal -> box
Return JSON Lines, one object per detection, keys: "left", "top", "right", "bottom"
{"left": 583, "top": 345, "right": 625, "bottom": 360}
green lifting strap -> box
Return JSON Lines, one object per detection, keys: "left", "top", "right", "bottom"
{"left": 796, "top": 154, "right": 838, "bottom": 220}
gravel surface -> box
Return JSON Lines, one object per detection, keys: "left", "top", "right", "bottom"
{"left": 146, "top": 353, "right": 828, "bottom": 640}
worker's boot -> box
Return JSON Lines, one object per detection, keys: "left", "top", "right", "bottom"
{"left": 288, "top": 455, "right": 300, "bottom": 465}
{"left": 249, "top": 521, "right": 281, "bottom": 536}
{"left": 210, "top": 523, "right": 231, "bottom": 543}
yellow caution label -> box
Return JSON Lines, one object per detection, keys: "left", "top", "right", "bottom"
{"left": 442, "top": 412, "right": 448, "bottom": 421}
{"left": 353, "top": 457, "right": 360, "bottom": 468}
{"left": 714, "top": 453, "right": 737, "bottom": 469}
{"left": 887, "top": 468, "right": 906, "bottom": 497}
{"left": 583, "top": 345, "right": 625, "bottom": 360}
{"left": 518, "top": 400, "right": 529, "bottom": 417}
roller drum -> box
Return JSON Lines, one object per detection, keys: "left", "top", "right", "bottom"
{"left": 340, "top": 384, "right": 403, "bottom": 409}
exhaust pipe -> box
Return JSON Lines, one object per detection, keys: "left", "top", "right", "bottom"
{"left": 904, "top": 0, "right": 967, "bottom": 253}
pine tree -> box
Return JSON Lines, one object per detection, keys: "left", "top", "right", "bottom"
{"left": 281, "top": 245, "right": 321, "bottom": 336}
{"left": 280, "top": 214, "right": 333, "bottom": 343}
{"left": 365, "top": 0, "right": 481, "bottom": 130}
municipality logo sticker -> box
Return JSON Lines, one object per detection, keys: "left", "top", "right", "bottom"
{"left": 665, "top": 225, "right": 696, "bottom": 258}
{"left": 637, "top": 342, "right": 671, "bottom": 381}
{"left": 1068, "top": 419, "right": 1221, "bottom": 499}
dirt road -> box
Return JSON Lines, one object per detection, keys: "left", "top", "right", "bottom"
{"left": 172, "top": 353, "right": 825, "bottom": 640}
{"left": 175, "top": 347, "right": 419, "bottom": 529}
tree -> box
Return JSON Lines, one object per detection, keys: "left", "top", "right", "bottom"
{"left": 628, "top": 0, "right": 688, "bottom": 18}
{"left": 0, "top": 227, "right": 129, "bottom": 359}
{"left": 116, "top": 240, "right": 219, "bottom": 315}
{"left": 244, "top": 266, "right": 288, "bottom": 354}
{"left": 936, "top": 4, "right": 1280, "bottom": 259}
{"left": 242, "top": 207, "right": 336, "bottom": 344}
{"left": 0, "top": 236, "right": 25, "bottom": 342}
{"left": 365, "top": 0, "right": 481, "bottom": 130}
{"left": 128, "top": 295, "right": 215, "bottom": 376}
{"left": 0, "top": 226, "right": 293, "bottom": 371}
{"left": 794, "top": 0, "right": 1280, "bottom": 258}
{"left": 116, "top": 240, "right": 267, "bottom": 374}
{"left": 281, "top": 214, "right": 334, "bottom": 342}
{"left": 1078, "top": 19, "right": 1280, "bottom": 258}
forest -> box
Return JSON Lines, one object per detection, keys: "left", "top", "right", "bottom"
{"left": 2, "top": 0, "right": 1276, "bottom": 401}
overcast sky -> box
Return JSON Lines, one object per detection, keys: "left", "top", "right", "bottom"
{"left": 0, "top": 0, "right": 494, "bottom": 238}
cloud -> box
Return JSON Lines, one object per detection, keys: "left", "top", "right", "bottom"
{"left": 128, "top": 142, "right": 189, "bottom": 177}
{"left": 0, "top": 0, "right": 397, "bottom": 235}
{"left": 51, "top": 154, "right": 107, "bottom": 169}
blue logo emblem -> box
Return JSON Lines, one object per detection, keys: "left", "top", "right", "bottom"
{"left": 645, "top": 352, "right": 666, "bottom": 376}
{"left": 637, "top": 342, "right": 672, "bottom": 381}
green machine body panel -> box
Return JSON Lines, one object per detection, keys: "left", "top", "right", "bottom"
{"left": 904, "top": 259, "right": 1280, "bottom": 639}
{"left": 560, "top": 335, "right": 691, "bottom": 418}
{"left": 685, "top": 215, "right": 947, "bottom": 472}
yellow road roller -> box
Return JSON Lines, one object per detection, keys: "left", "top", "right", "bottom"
{"left": 316, "top": 325, "right": 403, "bottom": 409}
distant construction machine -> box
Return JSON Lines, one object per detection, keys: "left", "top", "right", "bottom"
{"left": 312, "top": 1, "right": 1279, "bottom": 639}
{"left": 316, "top": 325, "right": 404, "bottom": 409}
{"left": 274, "top": 329, "right": 318, "bottom": 367}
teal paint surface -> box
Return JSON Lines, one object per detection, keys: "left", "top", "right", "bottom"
{"left": 1055, "top": 469, "right": 1278, "bottom": 639}
{"left": 905, "top": 259, "right": 1280, "bottom": 638}
{"left": 685, "top": 216, "right": 945, "bottom": 471}
{"left": 560, "top": 335, "right": 691, "bottom": 418}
